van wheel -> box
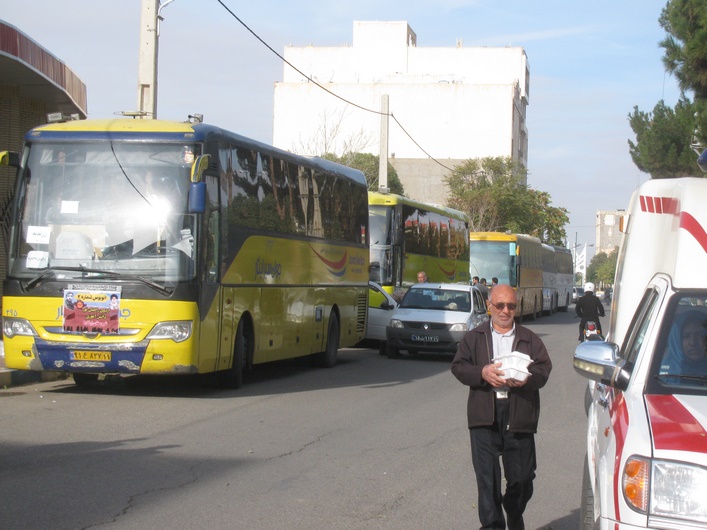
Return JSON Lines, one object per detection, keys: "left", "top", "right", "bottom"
{"left": 386, "top": 343, "right": 400, "bottom": 359}
{"left": 580, "top": 456, "right": 598, "bottom": 530}
{"left": 314, "top": 312, "right": 339, "bottom": 368}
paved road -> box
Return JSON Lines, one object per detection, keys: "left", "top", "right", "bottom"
{"left": 0, "top": 308, "right": 590, "bottom": 529}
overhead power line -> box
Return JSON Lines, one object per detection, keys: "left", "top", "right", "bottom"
{"left": 215, "top": 0, "right": 454, "bottom": 171}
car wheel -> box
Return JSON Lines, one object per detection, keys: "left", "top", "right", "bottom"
{"left": 386, "top": 342, "right": 400, "bottom": 359}
{"left": 580, "top": 456, "right": 598, "bottom": 530}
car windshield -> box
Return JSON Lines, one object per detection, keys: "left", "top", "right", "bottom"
{"left": 400, "top": 288, "right": 471, "bottom": 312}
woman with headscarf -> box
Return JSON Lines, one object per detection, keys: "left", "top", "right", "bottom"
{"left": 661, "top": 310, "right": 707, "bottom": 375}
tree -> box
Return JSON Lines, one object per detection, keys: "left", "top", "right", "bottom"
{"left": 323, "top": 152, "right": 405, "bottom": 195}
{"left": 627, "top": 96, "right": 703, "bottom": 177}
{"left": 587, "top": 247, "right": 619, "bottom": 286}
{"left": 627, "top": 1, "right": 707, "bottom": 175}
{"left": 444, "top": 156, "right": 569, "bottom": 245}
{"left": 659, "top": 0, "right": 707, "bottom": 144}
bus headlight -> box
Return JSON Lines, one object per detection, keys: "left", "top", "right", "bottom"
{"left": 146, "top": 321, "right": 193, "bottom": 343}
{"left": 3, "top": 317, "right": 38, "bottom": 338}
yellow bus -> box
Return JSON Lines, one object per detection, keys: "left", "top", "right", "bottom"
{"left": 469, "top": 232, "right": 543, "bottom": 320}
{"left": 540, "top": 243, "right": 574, "bottom": 314}
{"left": 1, "top": 117, "right": 369, "bottom": 387}
{"left": 368, "top": 192, "right": 470, "bottom": 293}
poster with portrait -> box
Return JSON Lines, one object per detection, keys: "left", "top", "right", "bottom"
{"left": 63, "top": 287, "right": 121, "bottom": 334}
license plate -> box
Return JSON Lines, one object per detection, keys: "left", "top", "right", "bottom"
{"left": 411, "top": 334, "right": 439, "bottom": 342}
{"left": 71, "top": 351, "right": 111, "bottom": 361}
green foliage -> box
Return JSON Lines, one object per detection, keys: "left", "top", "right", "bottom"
{"left": 628, "top": 1, "right": 707, "bottom": 175}
{"left": 444, "top": 156, "right": 569, "bottom": 245}
{"left": 628, "top": 96, "right": 703, "bottom": 177}
{"left": 659, "top": 0, "right": 707, "bottom": 101}
{"left": 323, "top": 152, "right": 405, "bottom": 195}
{"left": 587, "top": 247, "right": 619, "bottom": 285}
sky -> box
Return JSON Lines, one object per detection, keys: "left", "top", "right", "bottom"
{"left": 1, "top": 0, "right": 683, "bottom": 259}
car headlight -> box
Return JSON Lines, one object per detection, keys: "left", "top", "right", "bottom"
{"left": 3, "top": 317, "right": 38, "bottom": 338}
{"left": 623, "top": 456, "right": 707, "bottom": 524}
{"left": 389, "top": 319, "right": 403, "bottom": 329}
{"left": 146, "top": 321, "right": 193, "bottom": 343}
{"left": 449, "top": 323, "right": 468, "bottom": 332}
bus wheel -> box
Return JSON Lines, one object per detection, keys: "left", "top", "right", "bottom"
{"left": 314, "top": 312, "right": 339, "bottom": 368}
{"left": 73, "top": 373, "right": 98, "bottom": 386}
{"left": 221, "top": 319, "right": 248, "bottom": 389}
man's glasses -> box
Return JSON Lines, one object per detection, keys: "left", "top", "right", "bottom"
{"left": 488, "top": 301, "right": 517, "bottom": 311}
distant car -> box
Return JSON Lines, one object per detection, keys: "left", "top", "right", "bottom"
{"left": 385, "top": 283, "right": 488, "bottom": 358}
{"left": 365, "top": 281, "right": 398, "bottom": 352}
{"left": 572, "top": 286, "right": 584, "bottom": 303}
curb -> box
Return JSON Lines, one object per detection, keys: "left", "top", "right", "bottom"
{"left": 0, "top": 368, "right": 68, "bottom": 389}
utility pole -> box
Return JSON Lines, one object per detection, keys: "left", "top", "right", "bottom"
{"left": 378, "top": 94, "right": 389, "bottom": 193}
{"left": 136, "top": 0, "right": 174, "bottom": 119}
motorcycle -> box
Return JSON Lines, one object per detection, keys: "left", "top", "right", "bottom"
{"left": 580, "top": 320, "right": 604, "bottom": 342}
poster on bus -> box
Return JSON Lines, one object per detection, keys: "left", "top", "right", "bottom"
{"left": 63, "top": 287, "right": 121, "bottom": 334}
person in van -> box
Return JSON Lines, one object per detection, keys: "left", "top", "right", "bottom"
{"left": 661, "top": 310, "right": 707, "bottom": 375}
{"left": 575, "top": 282, "right": 605, "bottom": 341}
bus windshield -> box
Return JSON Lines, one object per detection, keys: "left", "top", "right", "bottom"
{"left": 369, "top": 204, "right": 394, "bottom": 285}
{"left": 10, "top": 141, "right": 198, "bottom": 282}
{"left": 469, "top": 240, "right": 517, "bottom": 286}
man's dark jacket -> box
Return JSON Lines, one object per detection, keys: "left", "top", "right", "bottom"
{"left": 575, "top": 292, "right": 605, "bottom": 322}
{"left": 451, "top": 320, "right": 552, "bottom": 433}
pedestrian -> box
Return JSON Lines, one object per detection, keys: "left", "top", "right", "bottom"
{"left": 451, "top": 284, "right": 552, "bottom": 530}
{"left": 417, "top": 271, "right": 428, "bottom": 283}
{"left": 575, "top": 282, "right": 605, "bottom": 341}
{"left": 475, "top": 277, "right": 490, "bottom": 301}
{"left": 491, "top": 277, "right": 499, "bottom": 288}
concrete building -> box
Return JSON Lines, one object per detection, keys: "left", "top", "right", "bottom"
{"left": 0, "top": 20, "right": 87, "bottom": 299}
{"left": 273, "top": 21, "right": 529, "bottom": 206}
{"left": 596, "top": 209, "right": 625, "bottom": 256}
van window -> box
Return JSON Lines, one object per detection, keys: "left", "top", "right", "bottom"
{"left": 651, "top": 293, "right": 707, "bottom": 394}
{"left": 620, "top": 287, "right": 661, "bottom": 377}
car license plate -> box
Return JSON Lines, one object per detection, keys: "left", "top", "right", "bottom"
{"left": 71, "top": 351, "right": 111, "bottom": 361}
{"left": 411, "top": 334, "right": 439, "bottom": 342}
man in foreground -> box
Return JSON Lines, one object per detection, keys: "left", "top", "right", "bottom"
{"left": 451, "top": 284, "right": 552, "bottom": 530}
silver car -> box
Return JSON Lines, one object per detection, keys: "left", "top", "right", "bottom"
{"left": 385, "top": 283, "right": 488, "bottom": 358}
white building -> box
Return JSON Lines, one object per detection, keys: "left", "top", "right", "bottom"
{"left": 596, "top": 209, "right": 625, "bottom": 256}
{"left": 273, "top": 21, "right": 529, "bottom": 205}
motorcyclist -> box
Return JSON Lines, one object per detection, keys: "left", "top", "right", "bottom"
{"left": 575, "top": 282, "right": 605, "bottom": 341}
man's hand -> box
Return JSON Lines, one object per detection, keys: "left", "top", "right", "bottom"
{"left": 482, "top": 362, "right": 507, "bottom": 388}
{"left": 482, "top": 362, "right": 529, "bottom": 388}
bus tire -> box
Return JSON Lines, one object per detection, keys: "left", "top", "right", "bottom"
{"left": 220, "top": 319, "right": 248, "bottom": 389}
{"left": 73, "top": 373, "right": 98, "bottom": 386}
{"left": 314, "top": 312, "right": 339, "bottom": 368}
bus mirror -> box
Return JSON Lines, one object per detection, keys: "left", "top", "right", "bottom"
{"left": 190, "top": 154, "right": 211, "bottom": 183}
{"left": 0, "top": 151, "right": 19, "bottom": 167}
{"left": 188, "top": 182, "right": 206, "bottom": 213}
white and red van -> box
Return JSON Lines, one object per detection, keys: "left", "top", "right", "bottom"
{"left": 574, "top": 177, "right": 707, "bottom": 529}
